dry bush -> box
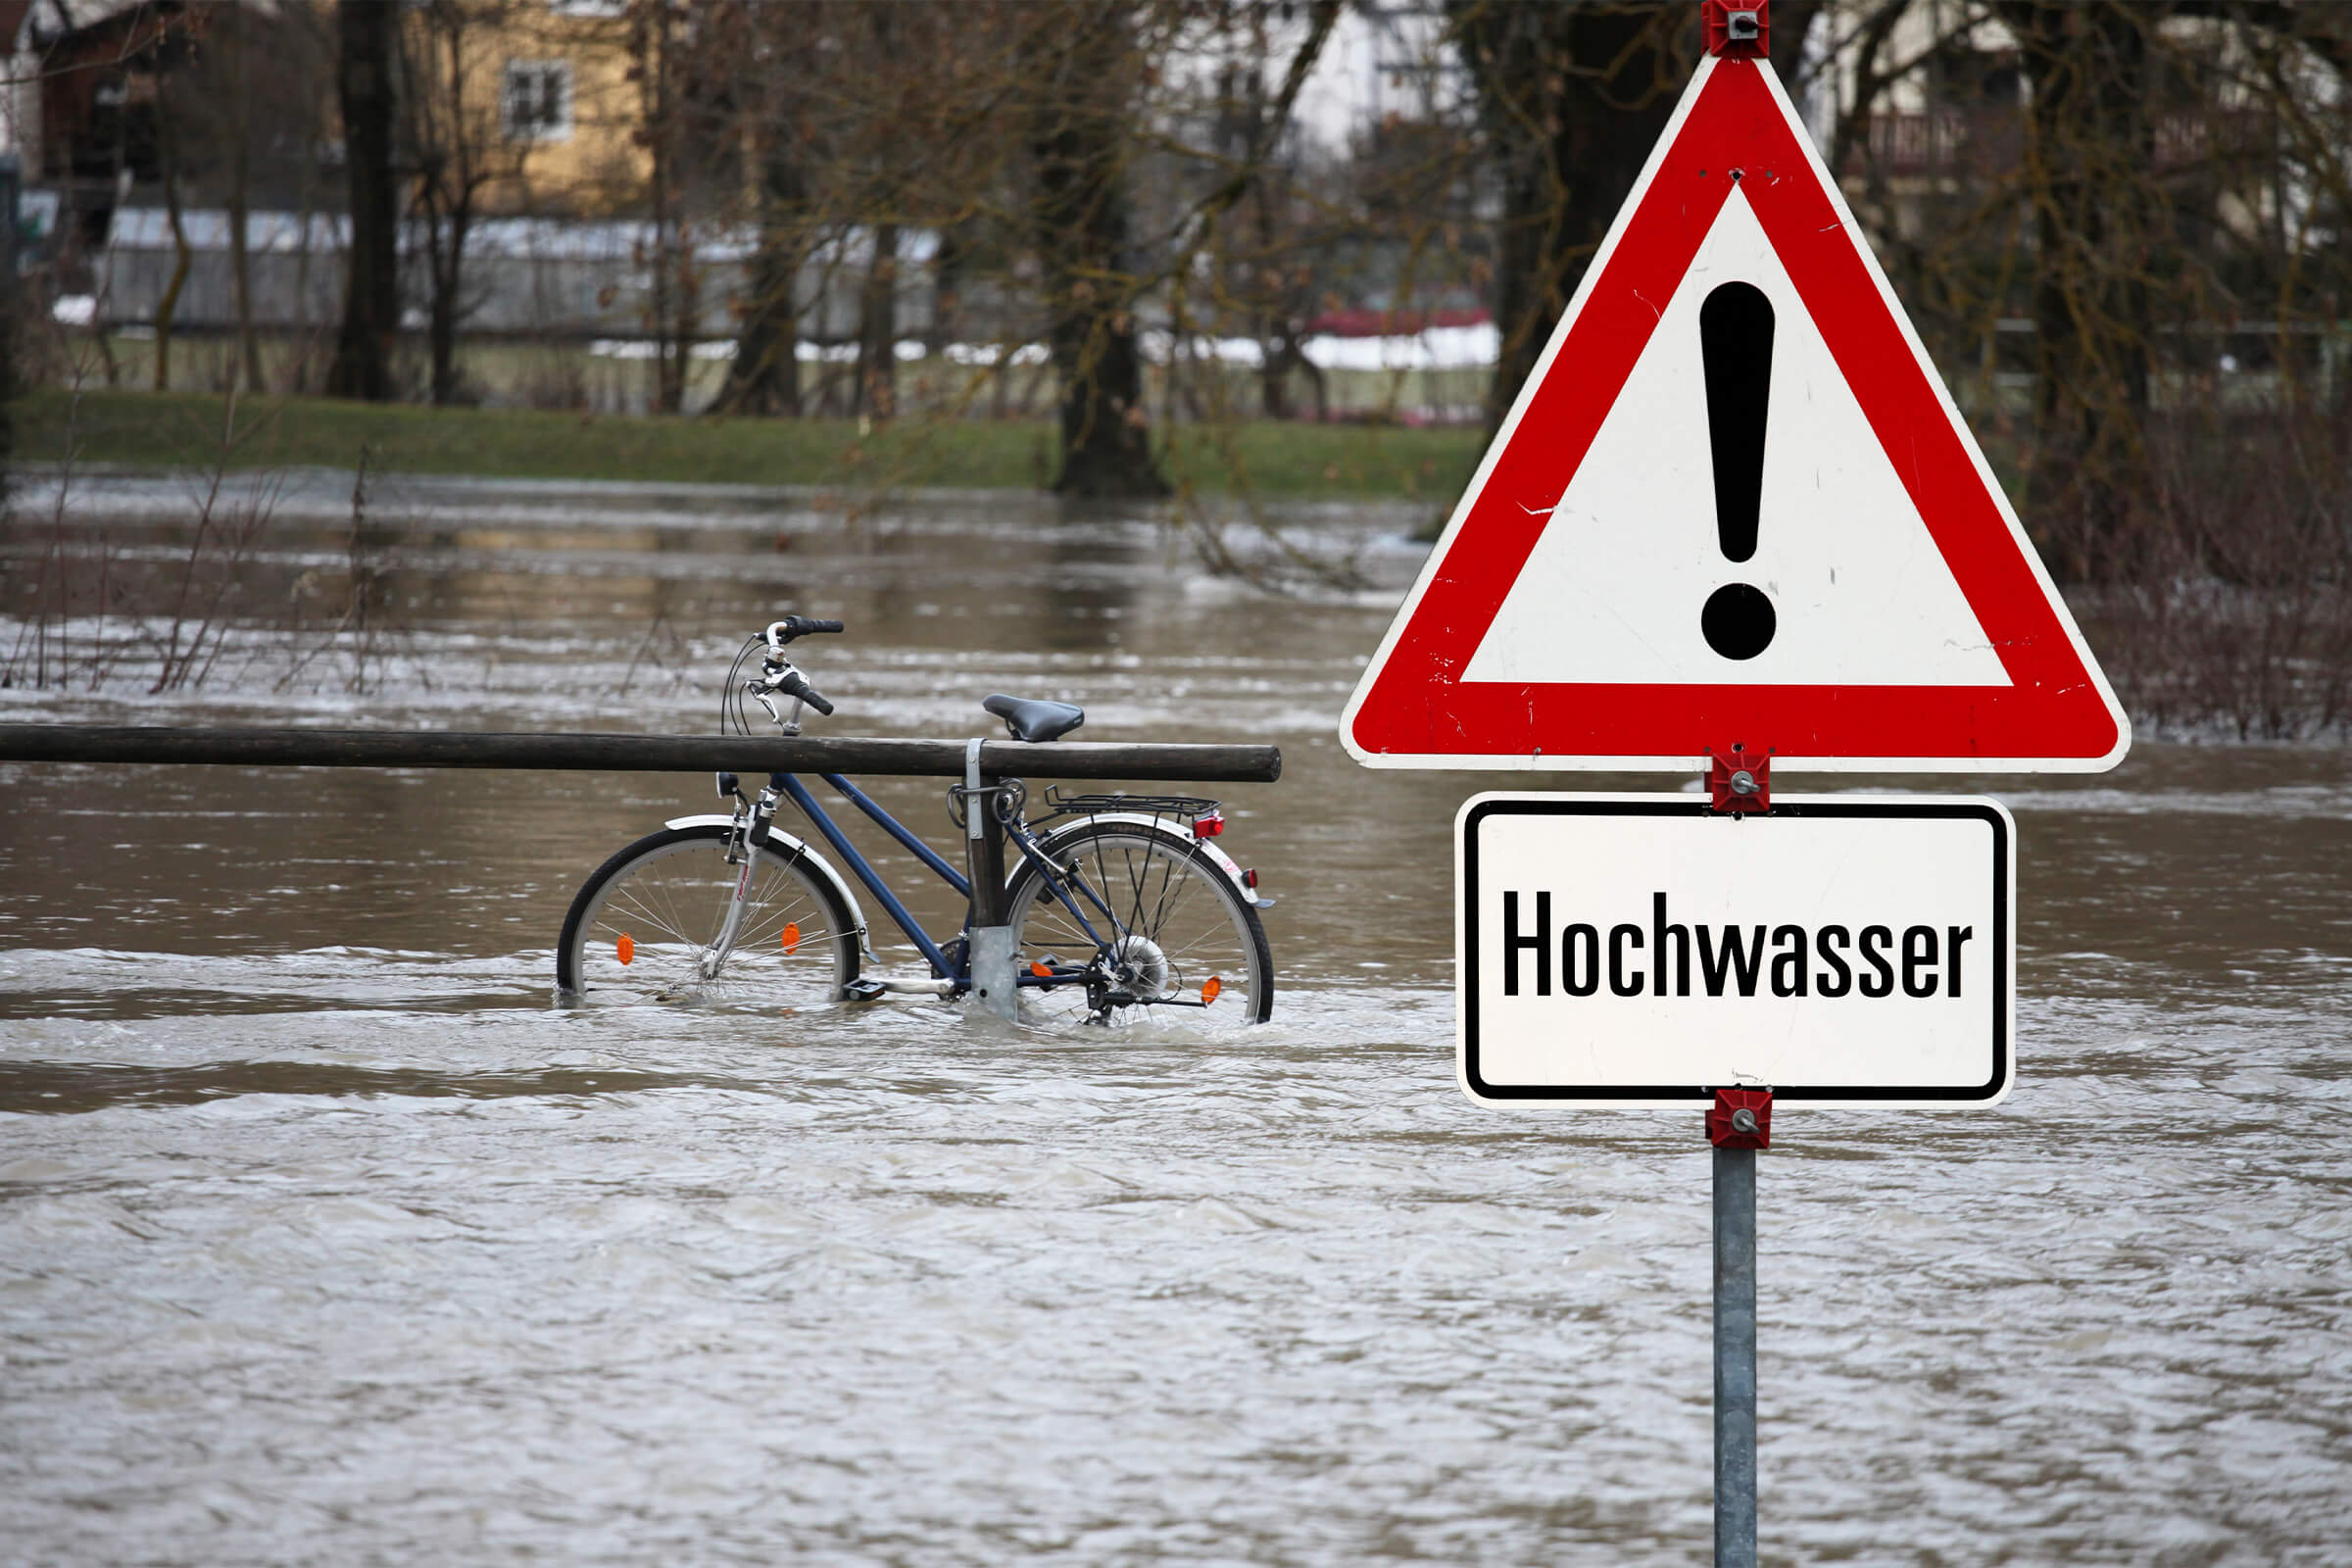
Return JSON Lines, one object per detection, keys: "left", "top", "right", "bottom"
{"left": 1, "top": 394, "right": 412, "bottom": 697}
{"left": 2077, "top": 407, "right": 2352, "bottom": 740}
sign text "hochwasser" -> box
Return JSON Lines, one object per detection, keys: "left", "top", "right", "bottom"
{"left": 1456, "top": 796, "right": 2014, "bottom": 1108}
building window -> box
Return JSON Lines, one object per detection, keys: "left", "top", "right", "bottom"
{"left": 549, "top": 0, "right": 626, "bottom": 16}
{"left": 503, "top": 60, "right": 572, "bottom": 142}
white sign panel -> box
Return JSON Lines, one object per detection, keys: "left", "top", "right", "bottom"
{"left": 1457, "top": 795, "right": 2014, "bottom": 1108}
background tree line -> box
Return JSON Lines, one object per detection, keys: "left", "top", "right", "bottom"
{"left": 306, "top": 3, "right": 2351, "bottom": 570}
{"left": 17, "top": 3, "right": 2351, "bottom": 622}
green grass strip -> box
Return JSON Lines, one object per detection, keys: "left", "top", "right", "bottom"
{"left": 15, "top": 387, "right": 1487, "bottom": 504}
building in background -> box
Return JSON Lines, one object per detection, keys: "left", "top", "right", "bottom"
{"left": 401, "top": 0, "right": 646, "bottom": 218}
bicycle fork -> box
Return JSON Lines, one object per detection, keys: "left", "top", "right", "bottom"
{"left": 700, "top": 779, "right": 781, "bottom": 980}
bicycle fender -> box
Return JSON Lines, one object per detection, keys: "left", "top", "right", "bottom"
{"left": 1020, "top": 812, "right": 1257, "bottom": 901}
{"left": 662, "top": 814, "right": 872, "bottom": 953}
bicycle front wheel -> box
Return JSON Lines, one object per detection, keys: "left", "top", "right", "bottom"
{"left": 557, "top": 824, "right": 859, "bottom": 1006}
{"left": 1004, "top": 824, "right": 1272, "bottom": 1028}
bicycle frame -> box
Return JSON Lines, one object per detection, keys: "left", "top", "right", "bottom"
{"left": 763, "top": 771, "right": 1118, "bottom": 991}
{"left": 556, "top": 621, "right": 1265, "bottom": 1019}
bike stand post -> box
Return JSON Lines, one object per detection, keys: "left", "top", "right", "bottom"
{"left": 1707, "top": 1086, "right": 1770, "bottom": 1568}
{"left": 963, "top": 738, "right": 1018, "bottom": 1021}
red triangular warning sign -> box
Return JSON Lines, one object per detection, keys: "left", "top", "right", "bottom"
{"left": 1344, "top": 54, "right": 2130, "bottom": 773}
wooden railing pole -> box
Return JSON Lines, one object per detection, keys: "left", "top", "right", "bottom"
{"left": 0, "top": 725, "right": 1282, "bottom": 784}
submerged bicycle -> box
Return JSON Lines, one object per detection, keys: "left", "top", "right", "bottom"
{"left": 555, "top": 616, "right": 1273, "bottom": 1026}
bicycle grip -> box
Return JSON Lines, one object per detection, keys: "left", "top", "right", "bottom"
{"left": 780, "top": 669, "right": 834, "bottom": 715}
{"left": 765, "top": 615, "right": 847, "bottom": 647}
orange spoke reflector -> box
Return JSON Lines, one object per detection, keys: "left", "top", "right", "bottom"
{"left": 1200, "top": 975, "right": 1222, "bottom": 1005}
{"left": 616, "top": 934, "right": 634, "bottom": 966}
{"left": 781, "top": 922, "right": 801, "bottom": 956}
{"left": 1031, "top": 961, "right": 1052, "bottom": 977}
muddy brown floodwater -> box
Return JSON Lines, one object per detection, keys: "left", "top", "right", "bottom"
{"left": 4, "top": 473, "right": 2350, "bottom": 1564}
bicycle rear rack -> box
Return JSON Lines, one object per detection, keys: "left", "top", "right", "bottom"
{"left": 1039, "top": 787, "right": 1220, "bottom": 821}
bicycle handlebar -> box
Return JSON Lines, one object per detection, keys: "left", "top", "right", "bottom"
{"left": 749, "top": 617, "right": 843, "bottom": 727}
{"left": 765, "top": 616, "right": 845, "bottom": 649}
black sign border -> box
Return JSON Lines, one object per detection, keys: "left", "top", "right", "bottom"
{"left": 1460, "top": 797, "right": 2011, "bottom": 1103}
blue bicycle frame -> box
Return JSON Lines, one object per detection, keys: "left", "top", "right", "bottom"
{"left": 769, "top": 772, "right": 1117, "bottom": 989}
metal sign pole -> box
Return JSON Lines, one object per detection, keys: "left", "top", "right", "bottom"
{"left": 1707, "top": 1088, "right": 1770, "bottom": 1568}
{"left": 1714, "top": 1143, "right": 1757, "bottom": 1567}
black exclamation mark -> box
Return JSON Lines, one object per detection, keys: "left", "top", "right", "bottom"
{"left": 1699, "top": 281, "right": 1777, "bottom": 661}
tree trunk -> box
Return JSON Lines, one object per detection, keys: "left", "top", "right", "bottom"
{"left": 411, "top": 16, "right": 471, "bottom": 410}
{"left": 1233, "top": 58, "right": 1295, "bottom": 420}
{"left": 426, "top": 213, "right": 468, "bottom": 407}
{"left": 328, "top": 0, "right": 401, "bottom": 403}
{"left": 1450, "top": 2, "right": 1828, "bottom": 433}
{"left": 225, "top": 6, "right": 264, "bottom": 394}
{"left": 1450, "top": 1, "right": 1691, "bottom": 432}
{"left": 1250, "top": 152, "right": 1294, "bottom": 420}
{"left": 0, "top": 175, "right": 15, "bottom": 511}
{"left": 1258, "top": 344, "right": 1292, "bottom": 419}
{"left": 2002, "top": 1, "right": 2158, "bottom": 582}
{"left": 855, "top": 223, "right": 899, "bottom": 420}
{"left": 717, "top": 136, "right": 806, "bottom": 416}
{"left": 636, "top": 1, "right": 690, "bottom": 416}
{"left": 718, "top": 244, "right": 803, "bottom": 416}
{"left": 1026, "top": 3, "right": 1167, "bottom": 499}
{"left": 662, "top": 241, "right": 697, "bottom": 415}
{"left": 928, "top": 220, "right": 966, "bottom": 356}
{"left": 291, "top": 115, "right": 319, "bottom": 395}
{"left": 152, "top": 159, "right": 191, "bottom": 393}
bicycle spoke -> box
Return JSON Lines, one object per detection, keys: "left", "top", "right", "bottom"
{"left": 563, "top": 830, "right": 853, "bottom": 1004}
{"left": 1006, "top": 829, "right": 1267, "bottom": 1029}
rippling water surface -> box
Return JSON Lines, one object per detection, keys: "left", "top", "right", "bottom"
{"left": 4, "top": 476, "right": 2349, "bottom": 1564}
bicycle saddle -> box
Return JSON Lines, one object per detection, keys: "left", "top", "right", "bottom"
{"left": 983, "top": 694, "right": 1085, "bottom": 744}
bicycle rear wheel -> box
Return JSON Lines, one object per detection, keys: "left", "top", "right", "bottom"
{"left": 1004, "top": 824, "right": 1272, "bottom": 1028}
{"left": 557, "top": 824, "right": 858, "bottom": 1006}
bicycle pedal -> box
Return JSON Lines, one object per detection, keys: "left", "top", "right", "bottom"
{"left": 852, "top": 974, "right": 958, "bottom": 998}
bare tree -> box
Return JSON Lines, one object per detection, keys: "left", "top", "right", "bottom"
{"left": 703, "top": 0, "right": 986, "bottom": 421}
{"left": 1446, "top": 1, "right": 1828, "bottom": 430}
{"left": 1830, "top": 1, "right": 2351, "bottom": 581}
{"left": 1447, "top": 1, "right": 1693, "bottom": 430}
{"left": 1997, "top": 2, "right": 2161, "bottom": 580}
{"left": 710, "top": 1, "right": 813, "bottom": 416}
{"left": 400, "top": 0, "right": 545, "bottom": 407}
{"left": 630, "top": 0, "right": 697, "bottom": 415}
{"left": 1025, "top": 1, "right": 1166, "bottom": 498}
{"left": 328, "top": 0, "right": 402, "bottom": 402}
{"left": 222, "top": 5, "right": 266, "bottom": 394}
{"left": 1200, "top": 6, "right": 1345, "bottom": 421}
{"left": 149, "top": 75, "right": 193, "bottom": 393}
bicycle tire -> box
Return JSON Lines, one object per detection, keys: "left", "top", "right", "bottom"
{"left": 1004, "top": 823, "right": 1273, "bottom": 1027}
{"left": 556, "top": 824, "right": 859, "bottom": 1005}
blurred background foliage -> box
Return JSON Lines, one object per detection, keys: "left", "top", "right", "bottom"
{"left": 3, "top": 0, "right": 2350, "bottom": 726}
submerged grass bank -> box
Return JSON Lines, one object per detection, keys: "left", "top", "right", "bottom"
{"left": 14, "top": 388, "right": 1487, "bottom": 503}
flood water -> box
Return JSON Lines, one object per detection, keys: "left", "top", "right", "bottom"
{"left": 4, "top": 472, "right": 2350, "bottom": 1565}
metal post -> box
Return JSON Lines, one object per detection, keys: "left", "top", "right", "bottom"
{"left": 962, "top": 738, "right": 1017, "bottom": 1021}
{"left": 1712, "top": 1142, "right": 1758, "bottom": 1568}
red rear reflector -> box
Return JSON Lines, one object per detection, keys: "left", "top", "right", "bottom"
{"left": 781, "top": 922, "right": 801, "bottom": 955}
{"left": 1194, "top": 810, "right": 1225, "bottom": 838}
{"left": 1242, "top": 867, "right": 1258, "bottom": 889}
{"left": 1201, "top": 975, "right": 1222, "bottom": 1004}
{"left": 616, "top": 934, "right": 634, "bottom": 965}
